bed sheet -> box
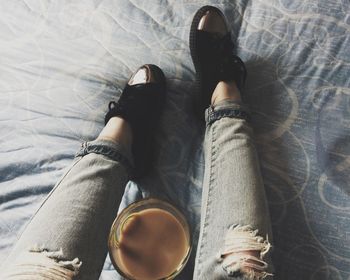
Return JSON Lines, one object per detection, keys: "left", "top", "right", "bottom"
{"left": 0, "top": 0, "right": 349, "bottom": 279}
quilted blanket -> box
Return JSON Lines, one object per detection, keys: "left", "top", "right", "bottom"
{"left": 1, "top": 1, "right": 349, "bottom": 279}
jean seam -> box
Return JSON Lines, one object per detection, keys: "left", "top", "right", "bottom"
{"left": 206, "top": 106, "right": 251, "bottom": 127}
{"left": 197, "top": 120, "right": 218, "bottom": 278}
{"left": 76, "top": 142, "right": 133, "bottom": 177}
{"left": 7, "top": 157, "right": 83, "bottom": 249}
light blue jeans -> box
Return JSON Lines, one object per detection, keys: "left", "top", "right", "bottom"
{"left": 1, "top": 100, "right": 273, "bottom": 280}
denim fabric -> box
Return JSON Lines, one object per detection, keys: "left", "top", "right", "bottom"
{"left": 76, "top": 139, "right": 134, "bottom": 177}
{"left": 1, "top": 140, "right": 131, "bottom": 280}
{"left": 1, "top": 101, "right": 272, "bottom": 280}
{"left": 205, "top": 100, "right": 251, "bottom": 125}
{"left": 194, "top": 100, "right": 273, "bottom": 280}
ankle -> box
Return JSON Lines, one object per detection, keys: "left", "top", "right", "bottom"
{"left": 211, "top": 81, "right": 242, "bottom": 106}
{"left": 97, "top": 117, "right": 133, "bottom": 150}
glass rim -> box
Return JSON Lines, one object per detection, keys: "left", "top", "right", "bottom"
{"left": 108, "top": 198, "right": 192, "bottom": 280}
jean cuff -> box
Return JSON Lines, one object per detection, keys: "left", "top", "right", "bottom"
{"left": 205, "top": 100, "right": 251, "bottom": 126}
{"left": 75, "top": 139, "right": 134, "bottom": 176}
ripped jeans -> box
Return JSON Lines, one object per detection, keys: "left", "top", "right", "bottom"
{"left": 194, "top": 101, "right": 273, "bottom": 280}
{"left": 0, "top": 100, "right": 273, "bottom": 280}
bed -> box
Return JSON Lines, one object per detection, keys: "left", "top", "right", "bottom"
{"left": 1, "top": 0, "right": 349, "bottom": 279}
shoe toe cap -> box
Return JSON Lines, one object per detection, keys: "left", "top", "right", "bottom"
{"left": 128, "top": 64, "right": 164, "bottom": 86}
{"left": 197, "top": 8, "right": 228, "bottom": 36}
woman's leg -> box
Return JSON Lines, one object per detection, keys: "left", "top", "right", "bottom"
{"left": 193, "top": 81, "right": 273, "bottom": 280}
{"left": 1, "top": 117, "right": 133, "bottom": 280}
{"left": 1, "top": 62, "right": 166, "bottom": 280}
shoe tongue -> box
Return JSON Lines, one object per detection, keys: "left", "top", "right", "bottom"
{"left": 197, "top": 32, "right": 245, "bottom": 88}
{"left": 197, "top": 30, "right": 233, "bottom": 54}
{"left": 121, "top": 83, "right": 164, "bottom": 126}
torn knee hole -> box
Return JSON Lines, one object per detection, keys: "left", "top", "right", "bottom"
{"left": 2, "top": 245, "right": 82, "bottom": 280}
{"left": 218, "top": 225, "right": 273, "bottom": 279}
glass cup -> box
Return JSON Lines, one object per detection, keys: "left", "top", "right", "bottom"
{"left": 108, "top": 198, "right": 192, "bottom": 280}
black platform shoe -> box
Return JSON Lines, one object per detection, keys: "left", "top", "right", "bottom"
{"left": 105, "top": 64, "right": 166, "bottom": 179}
{"left": 189, "top": 5, "right": 247, "bottom": 118}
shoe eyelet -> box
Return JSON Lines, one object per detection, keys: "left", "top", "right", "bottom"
{"left": 108, "top": 101, "right": 117, "bottom": 110}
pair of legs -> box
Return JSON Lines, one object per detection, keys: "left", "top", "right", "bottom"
{"left": 0, "top": 81, "right": 273, "bottom": 280}
{"left": 1, "top": 5, "right": 273, "bottom": 280}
